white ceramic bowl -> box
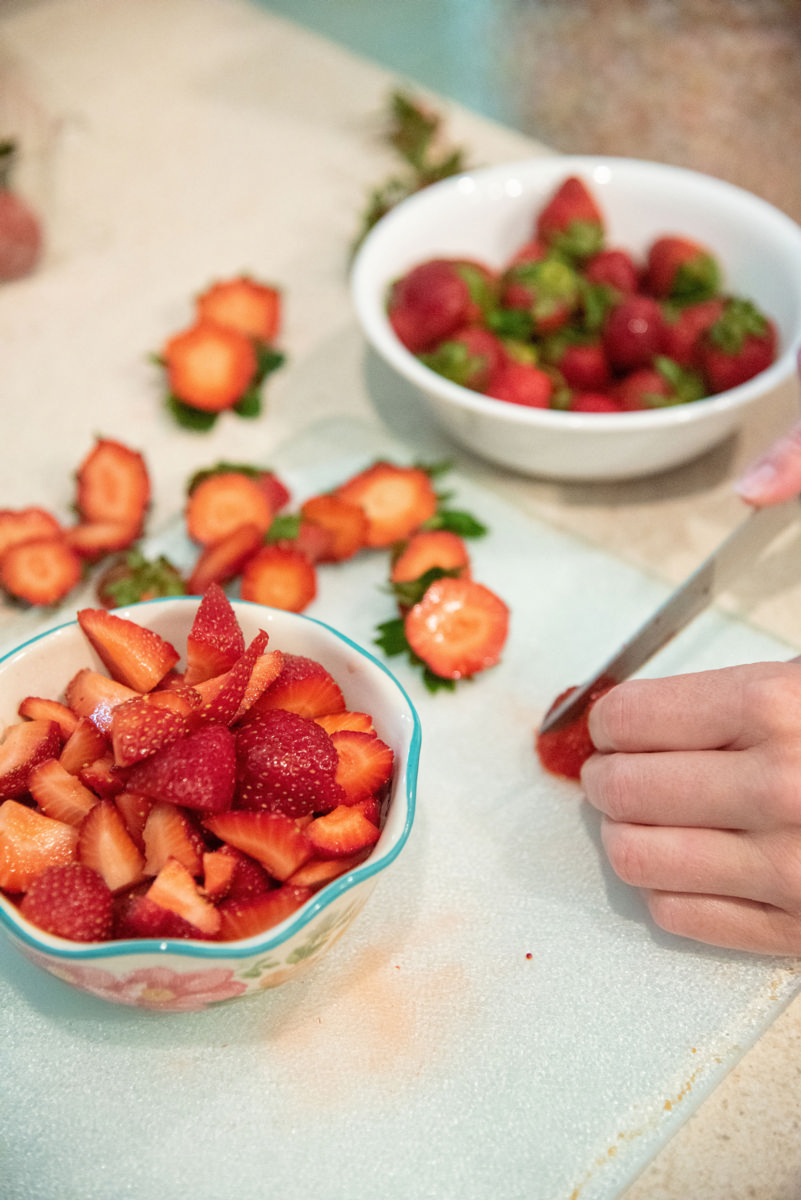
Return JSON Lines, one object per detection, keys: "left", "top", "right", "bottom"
{"left": 351, "top": 155, "right": 801, "bottom": 481}
{"left": 0, "top": 599, "right": 420, "bottom": 1011}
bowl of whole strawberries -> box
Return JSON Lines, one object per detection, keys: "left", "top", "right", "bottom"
{"left": 0, "top": 588, "right": 420, "bottom": 1010}
{"left": 351, "top": 155, "right": 801, "bottom": 481}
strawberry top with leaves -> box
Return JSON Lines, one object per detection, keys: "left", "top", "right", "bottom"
{"left": 195, "top": 276, "right": 281, "bottom": 343}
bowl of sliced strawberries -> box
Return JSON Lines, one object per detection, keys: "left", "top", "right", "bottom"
{"left": 352, "top": 155, "right": 801, "bottom": 480}
{"left": 0, "top": 587, "right": 420, "bottom": 1010}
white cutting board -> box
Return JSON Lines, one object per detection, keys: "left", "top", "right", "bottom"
{"left": 1, "top": 419, "right": 800, "bottom": 1200}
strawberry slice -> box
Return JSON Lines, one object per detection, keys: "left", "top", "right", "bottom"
{"left": 239, "top": 544, "right": 317, "bottom": 613}
{"left": 113, "top": 888, "right": 212, "bottom": 941}
{"left": 18, "top": 695, "right": 79, "bottom": 740}
{"left": 74, "top": 437, "right": 150, "bottom": 536}
{"left": 28, "top": 758, "right": 99, "bottom": 825}
{"left": 214, "top": 844, "right": 275, "bottom": 899}
{"left": 114, "top": 790, "right": 153, "bottom": 850}
{"left": 0, "top": 536, "right": 83, "bottom": 606}
{"left": 187, "top": 523, "right": 263, "bottom": 596}
{"left": 286, "top": 850, "right": 370, "bottom": 888}
{"left": 125, "top": 723, "right": 236, "bottom": 813}
{"left": 64, "top": 520, "right": 141, "bottom": 562}
{"left": 110, "top": 694, "right": 192, "bottom": 767}
{"left": 536, "top": 682, "right": 614, "bottom": 780}
{"left": 315, "top": 710, "right": 375, "bottom": 736}
{"left": 404, "top": 576, "right": 509, "bottom": 680}
{"left": 19, "top": 862, "right": 114, "bottom": 941}
{"left": 77, "top": 607, "right": 180, "bottom": 692}
{"left": 164, "top": 320, "right": 258, "bottom": 413}
{"left": 0, "top": 718, "right": 62, "bottom": 798}
{"left": 334, "top": 461, "right": 438, "bottom": 548}
{"left": 184, "top": 582, "right": 246, "bottom": 685}
{"left": 64, "top": 669, "right": 140, "bottom": 732}
{"left": 78, "top": 752, "right": 125, "bottom": 798}
{"left": 204, "top": 810, "right": 313, "bottom": 881}
{"left": 58, "top": 715, "right": 110, "bottom": 774}
{"left": 299, "top": 493, "right": 369, "bottom": 562}
{"left": 233, "top": 648, "right": 283, "bottom": 722}
{"left": 234, "top": 709, "right": 343, "bottom": 817}
{"left": 195, "top": 276, "right": 281, "bottom": 343}
{"left": 193, "top": 630, "right": 270, "bottom": 725}
{"left": 390, "top": 529, "right": 471, "bottom": 586}
{"left": 331, "top": 729, "right": 394, "bottom": 804}
{"left": 0, "top": 506, "right": 62, "bottom": 558}
{"left": 216, "top": 884, "right": 312, "bottom": 941}
{"left": 144, "top": 857, "right": 221, "bottom": 937}
{"left": 185, "top": 470, "right": 274, "bottom": 548}
{"left": 200, "top": 848, "right": 236, "bottom": 901}
{"left": 305, "top": 804, "right": 381, "bottom": 858}
{"left": 142, "top": 800, "right": 204, "bottom": 877}
{"left": 250, "top": 652, "right": 345, "bottom": 720}
{"left": 0, "top": 798, "right": 79, "bottom": 892}
{"left": 77, "top": 798, "right": 147, "bottom": 893}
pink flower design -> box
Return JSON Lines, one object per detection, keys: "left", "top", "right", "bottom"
{"left": 33, "top": 955, "right": 249, "bottom": 1010}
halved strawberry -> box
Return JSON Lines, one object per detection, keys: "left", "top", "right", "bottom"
{"left": 195, "top": 276, "right": 281, "bottom": 343}
{"left": 18, "top": 695, "right": 79, "bottom": 739}
{"left": 19, "top": 862, "right": 114, "bottom": 941}
{"left": 216, "top": 884, "right": 312, "bottom": 941}
{"left": 0, "top": 718, "right": 62, "bottom": 798}
{"left": 64, "top": 669, "right": 141, "bottom": 732}
{"left": 0, "top": 535, "right": 83, "bottom": 606}
{"left": 74, "top": 437, "right": 150, "bottom": 536}
{"left": 299, "top": 493, "right": 369, "bottom": 562}
{"left": 144, "top": 857, "right": 221, "bottom": 937}
{"left": 184, "top": 582, "right": 246, "bottom": 685}
{"left": 58, "top": 715, "right": 110, "bottom": 774}
{"left": 125, "top": 723, "right": 236, "bottom": 813}
{"left": 77, "top": 798, "right": 147, "bottom": 893}
{"left": 234, "top": 708, "right": 343, "bottom": 817}
{"left": 185, "top": 470, "right": 274, "bottom": 548}
{"left": 163, "top": 320, "right": 258, "bottom": 413}
{"left": 404, "top": 576, "right": 509, "bottom": 680}
{"left": 77, "top": 607, "right": 180, "bottom": 692}
{"left": 249, "top": 652, "right": 345, "bottom": 720}
{"left": 305, "top": 804, "right": 381, "bottom": 858}
{"left": 142, "top": 799, "right": 204, "bottom": 877}
{"left": 334, "top": 461, "right": 438, "bottom": 548}
{"left": 28, "top": 758, "right": 99, "bottom": 825}
{"left": 109, "top": 694, "right": 191, "bottom": 767}
{"left": 0, "top": 798, "right": 79, "bottom": 892}
{"left": 187, "top": 523, "right": 263, "bottom": 596}
{"left": 204, "top": 809, "right": 313, "bottom": 881}
{"left": 0, "top": 506, "right": 62, "bottom": 558}
{"left": 331, "top": 729, "right": 394, "bottom": 804}
{"left": 239, "top": 544, "right": 317, "bottom": 613}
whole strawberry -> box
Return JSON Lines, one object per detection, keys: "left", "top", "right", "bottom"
{"left": 699, "top": 297, "right": 778, "bottom": 393}
{"left": 0, "top": 140, "right": 42, "bottom": 281}
{"left": 644, "top": 235, "right": 721, "bottom": 303}
{"left": 20, "top": 863, "right": 114, "bottom": 941}
{"left": 535, "top": 175, "right": 604, "bottom": 261}
{"left": 387, "top": 258, "right": 496, "bottom": 353}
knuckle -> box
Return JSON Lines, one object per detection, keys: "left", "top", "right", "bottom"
{"left": 603, "top": 822, "right": 649, "bottom": 887}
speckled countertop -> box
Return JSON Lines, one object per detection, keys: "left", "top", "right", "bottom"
{"left": 1, "top": 2, "right": 801, "bottom": 1198}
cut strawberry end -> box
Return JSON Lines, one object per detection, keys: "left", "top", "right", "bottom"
{"left": 185, "top": 471, "right": 274, "bottom": 548}
{"left": 334, "top": 461, "right": 438, "bottom": 548}
{"left": 239, "top": 543, "right": 317, "bottom": 613}
{"left": 164, "top": 320, "right": 258, "bottom": 413}
{"left": 74, "top": 438, "right": 150, "bottom": 532}
{"left": 195, "top": 276, "right": 282, "bottom": 343}
{"left": 0, "top": 536, "right": 83, "bottom": 606}
{"left": 404, "top": 576, "right": 509, "bottom": 681}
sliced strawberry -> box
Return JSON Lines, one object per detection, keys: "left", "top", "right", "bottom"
{"left": 0, "top": 536, "right": 83, "bottom": 606}
{"left": 144, "top": 857, "right": 221, "bottom": 937}
{"left": 77, "top": 798, "right": 147, "bottom": 893}
{"left": 331, "top": 729, "right": 394, "bottom": 804}
{"left": 204, "top": 810, "right": 313, "bottom": 881}
{"left": 0, "top": 718, "right": 62, "bottom": 798}
{"left": 64, "top": 669, "right": 139, "bottom": 732}
{"left": 164, "top": 320, "right": 258, "bottom": 413}
{"left": 315, "top": 710, "right": 375, "bottom": 736}
{"left": 19, "top": 862, "right": 114, "bottom": 941}
{"left": 234, "top": 708, "right": 343, "bottom": 817}
{"left": 299, "top": 493, "right": 369, "bottom": 562}
{"left": 233, "top": 648, "right": 283, "bottom": 722}
{"left": 216, "top": 884, "right": 312, "bottom": 941}
{"left": 334, "top": 461, "right": 438, "bottom": 549}
{"left": 192, "top": 630, "right": 269, "bottom": 725}
{"left": 187, "top": 523, "right": 263, "bottom": 595}
{"left": 404, "top": 576, "right": 509, "bottom": 681}
{"left": 18, "top": 695, "right": 79, "bottom": 739}
{"left": 535, "top": 175, "right": 604, "bottom": 259}
{"left": 64, "top": 520, "right": 141, "bottom": 563}
{"left": 390, "top": 529, "right": 471, "bottom": 586}
{"left": 74, "top": 437, "right": 150, "bottom": 535}
{"left": 125, "top": 723, "right": 236, "bottom": 813}
{"left": 184, "top": 582, "right": 246, "bottom": 685}
{"left": 28, "top": 758, "right": 99, "bottom": 825}
{"left": 110, "top": 694, "right": 191, "bottom": 768}
{"left": 239, "top": 544, "right": 317, "bottom": 613}
{"left": 195, "top": 276, "right": 281, "bottom": 343}
{"left": 113, "top": 888, "right": 212, "bottom": 941}
{"left": 286, "top": 850, "right": 370, "bottom": 888}
{"left": 200, "top": 848, "right": 236, "bottom": 900}
{"left": 536, "top": 682, "right": 614, "bottom": 780}
{"left": 58, "top": 715, "right": 110, "bottom": 774}
{"left": 76, "top": 607, "right": 180, "bottom": 692}
{"left": 249, "top": 652, "right": 345, "bottom": 720}
{"left": 114, "top": 789, "right": 153, "bottom": 850}
{"left": 0, "top": 506, "right": 62, "bottom": 558}
{"left": 305, "top": 804, "right": 381, "bottom": 858}
{"left": 78, "top": 752, "right": 125, "bottom": 798}
{"left": 213, "top": 844, "right": 275, "bottom": 899}
{"left": 0, "top": 798, "right": 79, "bottom": 892}
{"left": 142, "top": 800, "right": 204, "bottom": 877}
{"left": 185, "top": 470, "right": 274, "bottom": 548}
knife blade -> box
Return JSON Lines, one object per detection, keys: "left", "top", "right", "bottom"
{"left": 538, "top": 495, "right": 801, "bottom": 734}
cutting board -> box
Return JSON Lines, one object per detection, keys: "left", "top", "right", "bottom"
{"left": 2, "top": 418, "right": 800, "bottom": 1200}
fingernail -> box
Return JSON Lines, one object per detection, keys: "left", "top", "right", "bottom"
{"left": 733, "top": 460, "right": 777, "bottom": 501}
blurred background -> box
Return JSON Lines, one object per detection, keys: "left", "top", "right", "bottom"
{"left": 256, "top": 0, "right": 801, "bottom": 225}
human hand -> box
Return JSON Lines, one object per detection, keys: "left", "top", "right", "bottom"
{"left": 733, "top": 348, "right": 801, "bottom": 505}
{"left": 581, "top": 661, "right": 801, "bottom": 955}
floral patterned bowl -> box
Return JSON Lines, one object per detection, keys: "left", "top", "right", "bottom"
{"left": 0, "top": 598, "right": 421, "bottom": 1011}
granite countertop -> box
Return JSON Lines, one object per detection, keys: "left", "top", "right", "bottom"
{"left": 1, "top": 2, "right": 801, "bottom": 1197}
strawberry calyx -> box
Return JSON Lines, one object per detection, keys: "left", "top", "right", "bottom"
{"left": 706, "top": 296, "right": 771, "bottom": 355}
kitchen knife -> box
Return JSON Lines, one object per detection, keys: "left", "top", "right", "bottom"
{"left": 538, "top": 495, "right": 801, "bottom": 734}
